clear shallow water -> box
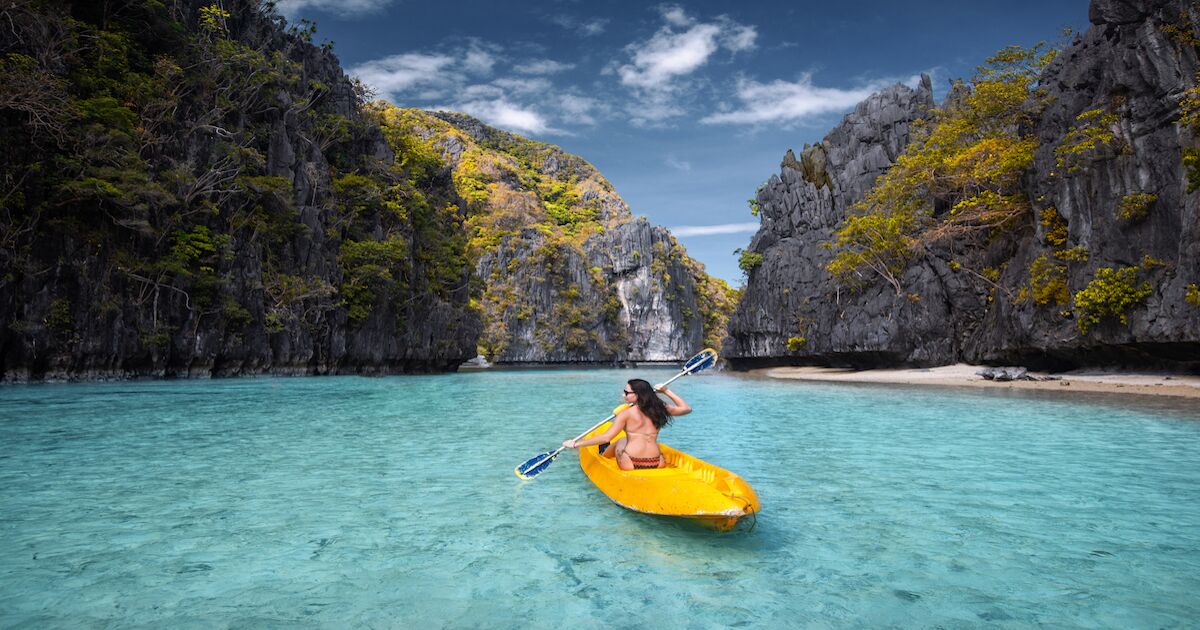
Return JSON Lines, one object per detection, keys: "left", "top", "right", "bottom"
{"left": 1, "top": 371, "right": 1198, "bottom": 628}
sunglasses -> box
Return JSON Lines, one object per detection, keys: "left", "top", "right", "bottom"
{"left": 623, "top": 389, "right": 635, "bottom": 395}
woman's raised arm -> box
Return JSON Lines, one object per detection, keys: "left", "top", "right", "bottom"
{"left": 655, "top": 386, "right": 691, "bottom": 416}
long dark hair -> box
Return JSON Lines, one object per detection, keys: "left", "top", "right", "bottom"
{"left": 628, "top": 379, "right": 670, "bottom": 429}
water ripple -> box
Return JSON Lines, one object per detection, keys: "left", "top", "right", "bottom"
{"left": 0, "top": 372, "right": 1198, "bottom": 626}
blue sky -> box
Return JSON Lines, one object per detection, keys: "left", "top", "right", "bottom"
{"left": 278, "top": 0, "right": 1091, "bottom": 285}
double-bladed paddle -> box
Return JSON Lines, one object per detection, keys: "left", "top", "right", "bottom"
{"left": 514, "top": 348, "right": 718, "bottom": 480}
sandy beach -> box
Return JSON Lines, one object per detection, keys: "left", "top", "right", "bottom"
{"left": 758, "top": 364, "right": 1200, "bottom": 399}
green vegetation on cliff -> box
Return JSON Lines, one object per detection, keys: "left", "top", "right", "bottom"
{"left": 378, "top": 108, "right": 738, "bottom": 361}
{"left": 0, "top": 0, "right": 476, "bottom": 376}
{"left": 826, "top": 44, "right": 1056, "bottom": 295}
{"left": 1, "top": 2, "right": 735, "bottom": 375}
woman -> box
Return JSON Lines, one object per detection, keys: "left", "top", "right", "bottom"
{"left": 562, "top": 379, "right": 691, "bottom": 470}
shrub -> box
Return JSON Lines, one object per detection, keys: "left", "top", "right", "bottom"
{"left": 141, "top": 332, "right": 170, "bottom": 351}
{"left": 786, "top": 336, "right": 807, "bottom": 351}
{"left": 1040, "top": 207, "right": 1068, "bottom": 246}
{"left": 826, "top": 213, "right": 916, "bottom": 294}
{"left": 1054, "top": 246, "right": 1089, "bottom": 263}
{"left": 1029, "top": 255, "right": 1069, "bottom": 305}
{"left": 1116, "top": 192, "right": 1156, "bottom": 222}
{"left": 1054, "top": 108, "right": 1119, "bottom": 173}
{"left": 1177, "top": 77, "right": 1200, "bottom": 191}
{"left": 45, "top": 298, "right": 73, "bottom": 334}
{"left": 222, "top": 296, "right": 253, "bottom": 327}
{"left": 1187, "top": 283, "right": 1200, "bottom": 307}
{"left": 338, "top": 237, "right": 410, "bottom": 323}
{"left": 825, "top": 43, "right": 1053, "bottom": 293}
{"left": 1072, "top": 266, "right": 1153, "bottom": 335}
{"left": 264, "top": 312, "right": 286, "bottom": 334}
{"left": 737, "top": 249, "right": 764, "bottom": 273}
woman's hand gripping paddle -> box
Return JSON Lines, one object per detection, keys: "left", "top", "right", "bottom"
{"left": 513, "top": 348, "right": 718, "bottom": 480}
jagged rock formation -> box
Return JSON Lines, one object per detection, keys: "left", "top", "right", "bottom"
{"left": 729, "top": 0, "right": 1200, "bottom": 371}
{"left": 728, "top": 77, "right": 941, "bottom": 365}
{"left": 476, "top": 219, "right": 711, "bottom": 362}
{"left": 0, "top": 0, "right": 479, "bottom": 380}
{"left": 970, "top": 0, "right": 1200, "bottom": 368}
{"left": 0, "top": 0, "right": 735, "bottom": 381}
{"left": 403, "top": 111, "right": 736, "bottom": 363}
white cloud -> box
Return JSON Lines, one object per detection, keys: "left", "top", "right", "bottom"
{"left": 618, "top": 22, "right": 723, "bottom": 89}
{"left": 514, "top": 59, "right": 575, "bottom": 75}
{"left": 459, "top": 84, "right": 503, "bottom": 100}
{"left": 352, "top": 42, "right": 596, "bottom": 136}
{"left": 721, "top": 23, "right": 758, "bottom": 52}
{"left": 701, "top": 75, "right": 887, "bottom": 125}
{"left": 579, "top": 18, "right": 608, "bottom": 36}
{"left": 617, "top": 10, "right": 757, "bottom": 90}
{"left": 665, "top": 155, "right": 692, "bottom": 172}
{"left": 613, "top": 8, "right": 758, "bottom": 125}
{"left": 558, "top": 94, "right": 602, "bottom": 125}
{"left": 350, "top": 53, "right": 456, "bottom": 100}
{"left": 275, "top": 0, "right": 393, "bottom": 17}
{"left": 550, "top": 15, "right": 609, "bottom": 36}
{"left": 670, "top": 222, "right": 761, "bottom": 237}
{"left": 492, "top": 77, "right": 554, "bottom": 95}
{"left": 350, "top": 43, "right": 503, "bottom": 103}
{"left": 443, "top": 100, "right": 557, "bottom": 136}
{"left": 625, "top": 91, "right": 686, "bottom": 127}
{"left": 463, "top": 48, "right": 497, "bottom": 76}
{"left": 660, "top": 5, "right": 693, "bottom": 28}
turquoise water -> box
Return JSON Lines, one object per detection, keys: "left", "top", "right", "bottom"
{"left": 1, "top": 370, "right": 1199, "bottom": 628}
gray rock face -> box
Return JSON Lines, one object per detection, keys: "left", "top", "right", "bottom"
{"left": 728, "top": 0, "right": 1200, "bottom": 371}
{"left": 728, "top": 76, "right": 940, "bottom": 366}
{"left": 969, "top": 0, "right": 1200, "bottom": 369}
{"left": 0, "top": 0, "right": 480, "bottom": 381}
{"left": 475, "top": 220, "right": 706, "bottom": 364}
{"left": 406, "top": 111, "right": 723, "bottom": 365}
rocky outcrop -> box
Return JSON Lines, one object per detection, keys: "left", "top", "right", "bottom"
{"left": 728, "top": 0, "right": 1200, "bottom": 371}
{"left": 406, "top": 111, "right": 733, "bottom": 364}
{"left": 0, "top": 0, "right": 479, "bottom": 381}
{"left": 476, "top": 219, "right": 708, "bottom": 363}
{"left": 0, "top": 1, "right": 734, "bottom": 381}
{"left": 727, "top": 77, "right": 940, "bottom": 365}
{"left": 968, "top": 0, "right": 1200, "bottom": 368}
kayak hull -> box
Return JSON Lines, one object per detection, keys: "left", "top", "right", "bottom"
{"left": 578, "top": 423, "right": 761, "bottom": 532}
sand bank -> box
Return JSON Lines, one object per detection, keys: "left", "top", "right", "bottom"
{"left": 758, "top": 363, "right": 1200, "bottom": 399}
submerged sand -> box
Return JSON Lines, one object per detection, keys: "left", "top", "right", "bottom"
{"left": 758, "top": 363, "right": 1200, "bottom": 399}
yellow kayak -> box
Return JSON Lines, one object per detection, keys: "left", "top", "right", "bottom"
{"left": 578, "top": 422, "right": 761, "bottom": 532}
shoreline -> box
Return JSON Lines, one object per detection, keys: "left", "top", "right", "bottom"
{"left": 755, "top": 363, "right": 1200, "bottom": 399}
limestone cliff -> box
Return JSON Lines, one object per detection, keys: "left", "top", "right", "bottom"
{"left": 728, "top": 0, "right": 1200, "bottom": 371}
{"left": 0, "top": 0, "right": 735, "bottom": 381}
{"left": 0, "top": 0, "right": 479, "bottom": 380}
{"left": 729, "top": 78, "right": 940, "bottom": 365}
{"left": 399, "top": 111, "right": 737, "bottom": 364}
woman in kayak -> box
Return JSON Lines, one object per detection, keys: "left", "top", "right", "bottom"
{"left": 562, "top": 379, "right": 691, "bottom": 469}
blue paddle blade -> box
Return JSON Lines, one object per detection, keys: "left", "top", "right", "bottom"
{"left": 515, "top": 451, "right": 557, "bottom": 479}
{"left": 684, "top": 348, "right": 718, "bottom": 374}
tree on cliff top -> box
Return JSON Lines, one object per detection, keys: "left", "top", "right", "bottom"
{"left": 826, "top": 43, "right": 1057, "bottom": 295}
